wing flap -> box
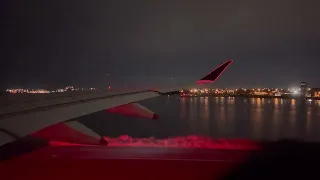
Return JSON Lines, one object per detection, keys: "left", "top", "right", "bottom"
{"left": 107, "top": 103, "right": 158, "bottom": 119}
{"left": 32, "top": 121, "right": 104, "bottom": 145}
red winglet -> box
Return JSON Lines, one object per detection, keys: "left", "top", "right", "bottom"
{"left": 196, "top": 60, "right": 233, "bottom": 84}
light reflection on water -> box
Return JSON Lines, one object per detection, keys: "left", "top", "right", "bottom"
{"left": 251, "top": 98, "right": 262, "bottom": 139}
{"left": 164, "top": 97, "right": 320, "bottom": 141}
{"left": 83, "top": 96, "right": 320, "bottom": 142}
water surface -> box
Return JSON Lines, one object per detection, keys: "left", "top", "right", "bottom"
{"left": 81, "top": 96, "right": 320, "bottom": 142}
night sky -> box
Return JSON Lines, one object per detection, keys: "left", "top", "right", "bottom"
{"left": 2, "top": 0, "right": 320, "bottom": 89}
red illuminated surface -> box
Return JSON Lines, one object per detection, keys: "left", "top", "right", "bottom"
{"left": 45, "top": 135, "right": 259, "bottom": 152}
{"left": 46, "top": 135, "right": 260, "bottom": 150}
{"left": 100, "top": 135, "right": 259, "bottom": 149}
{"left": 1, "top": 136, "right": 259, "bottom": 180}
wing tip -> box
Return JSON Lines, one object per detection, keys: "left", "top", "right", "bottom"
{"left": 196, "top": 60, "right": 233, "bottom": 84}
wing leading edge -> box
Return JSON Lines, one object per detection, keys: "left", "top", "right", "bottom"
{"left": 0, "top": 60, "right": 233, "bottom": 148}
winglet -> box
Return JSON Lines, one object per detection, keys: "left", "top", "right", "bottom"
{"left": 196, "top": 60, "right": 233, "bottom": 84}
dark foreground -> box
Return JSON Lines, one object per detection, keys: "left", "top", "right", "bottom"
{"left": 2, "top": 140, "right": 320, "bottom": 180}
{"left": 1, "top": 146, "right": 250, "bottom": 180}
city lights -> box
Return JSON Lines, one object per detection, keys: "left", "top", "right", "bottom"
{"left": 179, "top": 86, "right": 318, "bottom": 98}
{"left": 5, "top": 83, "right": 320, "bottom": 99}
{"left": 6, "top": 86, "right": 95, "bottom": 94}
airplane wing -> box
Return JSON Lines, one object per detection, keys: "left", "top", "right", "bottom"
{"left": 0, "top": 60, "right": 233, "bottom": 148}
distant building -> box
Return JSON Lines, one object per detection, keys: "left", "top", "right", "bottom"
{"left": 300, "top": 82, "right": 308, "bottom": 97}
{"left": 253, "top": 92, "right": 268, "bottom": 96}
{"left": 310, "top": 88, "right": 320, "bottom": 97}
{"left": 275, "top": 92, "right": 282, "bottom": 97}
